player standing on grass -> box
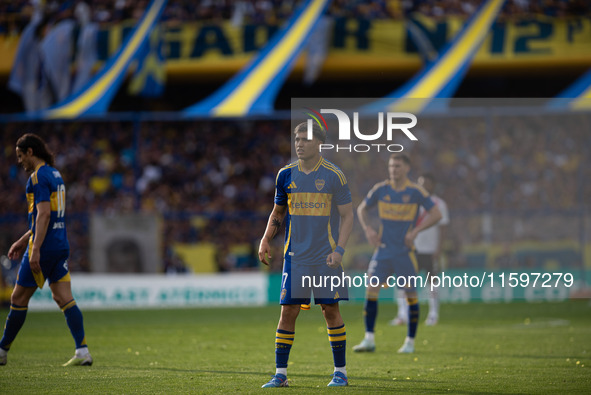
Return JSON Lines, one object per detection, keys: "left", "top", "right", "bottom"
{"left": 353, "top": 154, "right": 441, "bottom": 354}
{"left": 258, "top": 122, "right": 354, "bottom": 387}
{"left": 0, "top": 133, "right": 92, "bottom": 367}
{"left": 390, "top": 173, "right": 449, "bottom": 327}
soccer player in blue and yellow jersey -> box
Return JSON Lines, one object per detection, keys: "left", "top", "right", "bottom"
{"left": 0, "top": 134, "right": 92, "bottom": 367}
{"left": 353, "top": 154, "right": 441, "bottom": 354}
{"left": 258, "top": 122, "right": 354, "bottom": 387}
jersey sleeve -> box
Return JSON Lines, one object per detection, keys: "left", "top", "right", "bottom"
{"left": 274, "top": 168, "right": 288, "bottom": 206}
{"left": 333, "top": 177, "right": 351, "bottom": 206}
{"left": 420, "top": 191, "right": 435, "bottom": 212}
{"left": 364, "top": 183, "right": 381, "bottom": 208}
{"left": 32, "top": 169, "right": 51, "bottom": 205}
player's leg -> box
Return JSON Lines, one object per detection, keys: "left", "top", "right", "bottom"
{"left": 262, "top": 259, "right": 301, "bottom": 388}
{"left": 397, "top": 251, "right": 420, "bottom": 353}
{"left": 424, "top": 254, "right": 439, "bottom": 325}
{"left": 262, "top": 304, "right": 299, "bottom": 388}
{"left": 49, "top": 279, "right": 92, "bottom": 366}
{"left": 398, "top": 288, "right": 419, "bottom": 353}
{"left": 389, "top": 287, "right": 408, "bottom": 326}
{"left": 353, "top": 284, "right": 380, "bottom": 352}
{"left": 321, "top": 302, "right": 348, "bottom": 387}
{"left": 0, "top": 284, "right": 37, "bottom": 365}
{"left": 354, "top": 259, "right": 387, "bottom": 352}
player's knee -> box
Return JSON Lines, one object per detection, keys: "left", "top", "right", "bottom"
{"left": 52, "top": 292, "right": 69, "bottom": 307}
{"left": 10, "top": 287, "right": 32, "bottom": 307}
{"left": 279, "top": 304, "right": 300, "bottom": 323}
{"left": 320, "top": 303, "right": 339, "bottom": 320}
{"left": 10, "top": 293, "right": 28, "bottom": 307}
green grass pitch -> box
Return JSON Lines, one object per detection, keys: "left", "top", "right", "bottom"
{"left": 0, "top": 301, "right": 589, "bottom": 393}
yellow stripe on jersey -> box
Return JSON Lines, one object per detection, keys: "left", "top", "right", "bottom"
{"left": 312, "top": 157, "right": 323, "bottom": 172}
{"left": 321, "top": 159, "right": 346, "bottom": 186}
{"left": 288, "top": 192, "right": 332, "bottom": 216}
{"left": 378, "top": 201, "right": 418, "bottom": 221}
{"left": 284, "top": 220, "right": 292, "bottom": 256}
{"left": 327, "top": 221, "right": 337, "bottom": 251}
{"left": 31, "top": 163, "right": 45, "bottom": 185}
{"left": 298, "top": 157, "right": 323, "bottom": 173}
{"left": 50, "top": 192, "right": 58, "bottom": 212}
{"left": 410, "top": 182, "right": 430, "bottom": 198}
{"left": 276, "top": 162, "right": 297, "bottom": 184}
{"left": 27, "top": 193, "right": 34, "bottom": 213}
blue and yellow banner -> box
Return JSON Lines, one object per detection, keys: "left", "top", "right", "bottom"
{"left": 364, "top": 0, "right": 505, "bottom": 114}
{"left": 128, "top": 25, "right": 166, "bottom": 97}
{"left": 183, "top": 0, "right": 329, "bottom": 117}
{"left": 2, "top": 15, "right": 591, "bottom": 78}
{"left": 41, "top": 0, "right": 167, "bottom": 119}
{"left": 548, "top": 68, "right": 591, "bottom": 111}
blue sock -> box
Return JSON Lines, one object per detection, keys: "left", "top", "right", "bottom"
{"left": 0, "top": 304, "right": 28, "bottom": 351}
{"left": 275, "top": 329, "right": 294, "bottom": 368}
{"left": 61, "top": 300, "right": 87, "bottom": 349}
{"left": 407, "top": 297, "right": 419, "bottom": 338}
{"left": 364, "top": 299, "right": 378, "bottom": 333}
{"left": 327, "top": 324, "right": 346, "bottom": 368}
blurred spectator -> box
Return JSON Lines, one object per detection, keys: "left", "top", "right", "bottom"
{"left": 2, "top": 0, "right": 590, "bottom": 36}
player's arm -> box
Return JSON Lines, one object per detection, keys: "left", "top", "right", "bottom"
{"left": 8, "top": 230, "right": 32, "bottom": 260}
{"left": 258, "top": 204, "right": 287, "bottom": 265}
{"left": 327, "top": 203, "right": 353, "bottom": 269}
{"left": 357, "top": 199, "right": 379, "bottom": 248}
{"left": 405, "top": 205, "right": 442, "bottom": 249}
{"left": 29, "top": 201, "right": 51, "bottom": 273}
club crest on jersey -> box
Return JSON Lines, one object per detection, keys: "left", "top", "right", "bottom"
{"left": 383, "top": 195, "right": 391, "bottom": 201}
{"left": 281, "top": 289, "right": 287, "bottom": 301}
{"left": 315, "top": 179, "right": 325, "bottom": 191}
{"left": 402, "top": 194, "right": 410, "bottom": 203}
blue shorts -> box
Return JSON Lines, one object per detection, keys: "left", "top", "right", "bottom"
{"left": 17, "top": 249, "right": 70, "bottom": 288}
{"left": 368, "top": 249, "right": 419, "bottom": 290}
{"left": 280, "top": 258, "right": 349, "bottom": 305}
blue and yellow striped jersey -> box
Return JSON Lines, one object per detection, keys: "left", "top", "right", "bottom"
{"left": 25, "top": 163, "right": 70, "bottom": 254}
{"left": 275, "top": 157, "right": 351, "bottom": 265}
{"left": 365, "top": 179, "right": 434, "bottom": 256}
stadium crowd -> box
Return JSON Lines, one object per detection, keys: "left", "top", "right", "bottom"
{"left": 0, "top": 112, "right": 588, "bottom": 275}
{"left": 1, "top": 0, "right": 590, "bottom": 35}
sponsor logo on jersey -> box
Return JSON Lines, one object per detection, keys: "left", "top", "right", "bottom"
{"left": 288, "top": 192, "right": 332, "bottom": 216}
{"left": 378, "top": 201, "right": 418, "bottom": 221}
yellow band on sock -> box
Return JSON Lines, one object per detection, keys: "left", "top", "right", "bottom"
{"left": 61, "top": 300, "right": 77, "bottom": 312}
{"left": 327, "top": 326, "right": 346, "bottom": 335}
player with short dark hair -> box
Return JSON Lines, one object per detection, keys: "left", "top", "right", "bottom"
{"left": 258, "top": 122, "right": 354, "bottom": 387}
{"left": 0, "top": 133, "right": 92, "bottom": 367}
{"left": 353, "top": 154, "right": 442, "bottom": 354}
